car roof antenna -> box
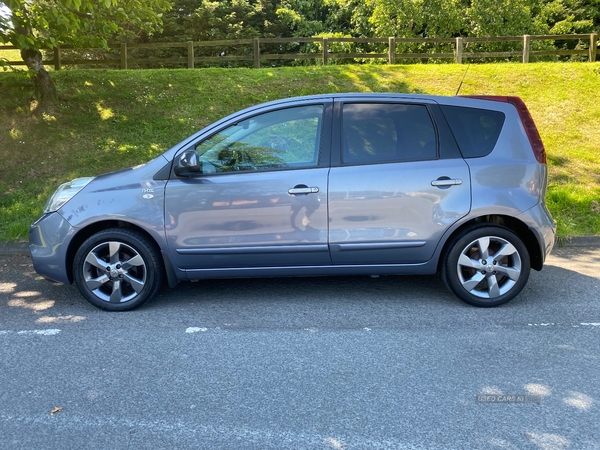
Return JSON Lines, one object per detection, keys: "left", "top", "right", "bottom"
{"left": 455, "top": 64, "right": 471, "bottom": 96}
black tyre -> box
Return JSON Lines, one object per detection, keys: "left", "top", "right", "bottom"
{"left": 73, "top": 228, "right": 164, "bottom": 311}
{"left": 441, "top": 225, "right": 531, "bottom": 307}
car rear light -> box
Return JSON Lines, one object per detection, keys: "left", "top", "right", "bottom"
{"left": 460, "top": 95, "right": 546, "bottom": 164}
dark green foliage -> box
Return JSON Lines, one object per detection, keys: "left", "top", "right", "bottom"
{"left": 127, "top": 0, "right": 600, "bottom": 65}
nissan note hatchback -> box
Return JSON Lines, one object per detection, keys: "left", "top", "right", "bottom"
{"left": 29, "top": 94, "right": 556, "bottom": 311}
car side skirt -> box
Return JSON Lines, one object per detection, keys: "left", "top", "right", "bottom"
{"left": 183, "top": 261, "right": 437, "bottom": 280}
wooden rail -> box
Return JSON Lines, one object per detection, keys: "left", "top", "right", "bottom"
{"left": 1, "top": 34, "right": 597, "bottom": 69}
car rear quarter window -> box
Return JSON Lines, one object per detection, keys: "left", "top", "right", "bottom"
{"left": 440, "top": 106, "right": 505, "bottom": 158}
{"left": 342, "top": 103, "right": 437, "bottom": 164}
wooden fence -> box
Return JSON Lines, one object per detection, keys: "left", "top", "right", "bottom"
{"left": 1, "top": 34, "right": 597, "bottom": 69}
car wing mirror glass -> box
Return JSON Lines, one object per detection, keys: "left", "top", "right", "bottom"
{"left": 174, "top": 150, "right": 201, "bottom": 177}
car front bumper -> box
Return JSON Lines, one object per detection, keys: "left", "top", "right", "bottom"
{"left": 29, "top": 212, "right": 76, "bottom": 285}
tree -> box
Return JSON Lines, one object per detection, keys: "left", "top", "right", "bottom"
{"left": 538, "top": 0, "right": 599, "bottom": 33}
{"left": 0, "top": 0, "right": 171, "bottom": 112}
{"left": 367, "top": 0, "right": 465, "bottom": 38}
{"left": 466, "top": 0, "right": 544, "bottom": 37}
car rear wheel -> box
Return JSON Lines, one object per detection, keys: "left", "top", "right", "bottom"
{"left": 442, "top": 225, "right": 531, "bottom": 307}
{"left": 73, "top": 229, "right": 163, "bottom": 311}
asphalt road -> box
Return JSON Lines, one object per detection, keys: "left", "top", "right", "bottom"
{"left": 1, "top": 246, "right": 599, "bottom": 449}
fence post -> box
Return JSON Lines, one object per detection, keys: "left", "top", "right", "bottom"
{"left": 187, "top": 41, "right": 194, "bottom": 68}
{"left": 388, "top": 37, "right": 395, "bottom": 64}
{"left": 522, "top": 35, "right": 531, "bottom": 63}
{"left": 323, "top": 38, "right": 329, "bottom": 65}
{"left": 253, "top": 38, "right": 260, "bottom": 69}
{"left": 590, "top": 33, "right": 598, "bottom": 62}
{"left": 120, "top": 43, "right": 128, "bottom": 69}
{"left": 455, "top": 37, "right": 463, "bottom": 64}
{"left": 53, "top": 46, "right": 61, "bottom": 71}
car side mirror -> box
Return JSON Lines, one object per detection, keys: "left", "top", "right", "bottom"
{"left": 174, "top": 150, "right": 201, "bottom": 177}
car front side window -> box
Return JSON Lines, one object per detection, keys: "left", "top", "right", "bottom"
{"left": 196, "top": 105, "right": 324, "bottom": 173}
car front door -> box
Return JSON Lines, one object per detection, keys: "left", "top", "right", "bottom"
{"left": 328, "top": 100, "right": 471, "bottom": 265}
{"left": 165, "top": 101, "right": 332, "bottom": 273}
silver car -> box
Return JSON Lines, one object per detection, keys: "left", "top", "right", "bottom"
{"left": 29, "top": 93, "right": 556, "bottom": 311}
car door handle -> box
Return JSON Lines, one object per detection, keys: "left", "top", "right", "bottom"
{"left": 288, "top": 186, "right": 319, "bottom": 195}
{"left": 431, "top": 178, "right": 463, "bottom": 187}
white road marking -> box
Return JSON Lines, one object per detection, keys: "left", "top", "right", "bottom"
{"left": 0, "top": 329, "right": 61, "bottom": 336}
{"left": 527, "top": 323, "right": 600, "bottom": 328}
{"left": 181, "top": 324, "right": 600, "bottom": 333}
{"left": 185, "top": 327, "right": 208, "bottom": 333}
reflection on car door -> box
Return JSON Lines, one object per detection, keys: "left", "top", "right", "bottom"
{"left": 165, "top": 102, "right": 332, "bottom": 272}
{"left": 328, "top": 101, "right": 471, "bottom": 265}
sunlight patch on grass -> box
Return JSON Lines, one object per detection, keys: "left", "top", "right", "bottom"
{"left": 42, "top": 113, "right": 57, "bottom": 123}
{"left": 95, "top": 102, "right": 115, "bottom": 120}
{"left": 9, "top": 128, "right": 22, "bottom": 140}
{"left": 117, "top": 143, "right": 134, "bottom": 152}
{"left": 101, "top": 138, "right": 117, "bottom": 150}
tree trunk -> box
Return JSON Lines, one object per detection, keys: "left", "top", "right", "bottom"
{"left": 20, "top": 48, "right": 58, "bottom": 113}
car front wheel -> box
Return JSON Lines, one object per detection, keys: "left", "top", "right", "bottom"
{"left": 73, "top": 229, "right": 163, "bottom": 311}
{"left": 442, "top": 225, "right": 531, "bottom": 307}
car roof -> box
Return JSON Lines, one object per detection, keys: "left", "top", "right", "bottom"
{"left": 237, "top": 92, "right": 512, "bottom": 111}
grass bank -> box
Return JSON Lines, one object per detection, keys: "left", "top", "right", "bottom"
{"left": 1, "top": 63, "right": 599, "bottom": 241}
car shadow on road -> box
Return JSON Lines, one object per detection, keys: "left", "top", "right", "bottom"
{"left": 1, "top": 248, "right": 599, "bottom": 330}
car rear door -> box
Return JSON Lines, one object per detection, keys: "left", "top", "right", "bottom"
{"left": 328, "top": 98, "right": 471, "bottom": 265}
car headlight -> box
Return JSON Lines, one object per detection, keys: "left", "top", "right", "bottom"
{"left": 44, "top": 177, "right": 95, "bottom": 213}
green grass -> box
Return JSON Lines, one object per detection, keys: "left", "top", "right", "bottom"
{"left": 1, "top": 63, "right": 600, "bottom": 241}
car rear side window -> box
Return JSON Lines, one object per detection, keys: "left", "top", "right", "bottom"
{"left": 342, "top": 103, "right": 437, "bottom": 164}
{"left": 440, "top": 106, "right": 505, "bottom": 158}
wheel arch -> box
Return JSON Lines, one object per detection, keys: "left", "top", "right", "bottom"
{"left": 65, "top": 220, "right": 178, "bottom": 287}
{"left": 437, "top": 215, "right": 543, "bottom": 273}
